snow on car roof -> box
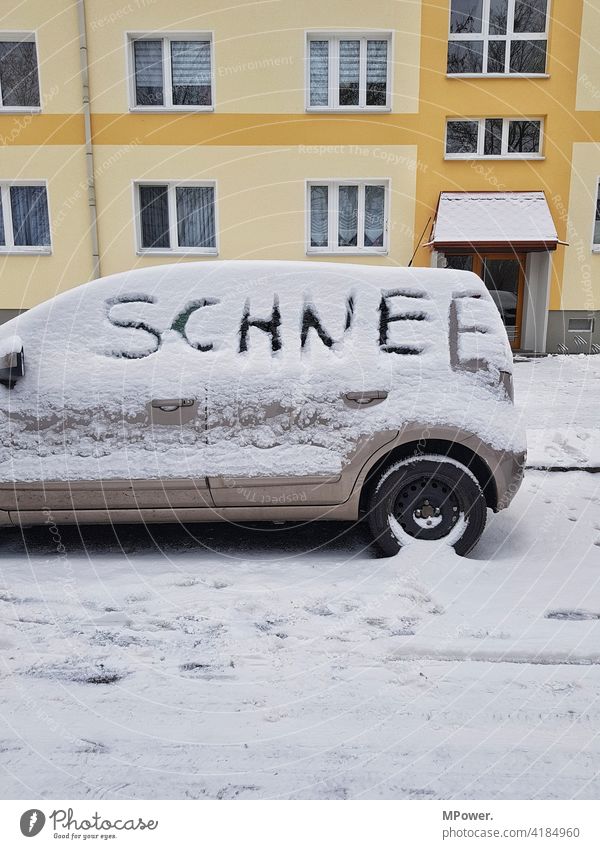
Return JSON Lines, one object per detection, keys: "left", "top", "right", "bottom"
{"left": 0, "top": 262, "right": 523, "bottom": 481}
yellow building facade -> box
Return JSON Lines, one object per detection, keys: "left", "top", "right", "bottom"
{"left": 0, "top": 0, "right": 598, "bottom": 352}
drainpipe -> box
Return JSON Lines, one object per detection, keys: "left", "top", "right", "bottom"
{"left": 76, "top": 0, "right": 101, "bottom": 278}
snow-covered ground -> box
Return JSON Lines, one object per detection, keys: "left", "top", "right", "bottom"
{"left": 0, "top": 356, "right": 599, "bottom": 800}
{"left": 515, "top": 354, "right": 600, "bottom": 469}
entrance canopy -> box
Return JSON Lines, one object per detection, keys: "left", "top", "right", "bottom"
{"left": 430, "top": 191, "right": 559, "bottom": 253}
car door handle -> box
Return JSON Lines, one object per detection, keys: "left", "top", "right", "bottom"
{"left": 343, "top": 390, "right": 389, "bottom": 407}
{"left": 151, "top": 398, "right": 195, "bottom": 412}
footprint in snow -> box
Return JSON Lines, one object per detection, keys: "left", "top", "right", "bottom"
{"left": 23, "top": 661, "right": 126, "bottom": 685}
{"left": 546, "top": 609, "right": 600, "bottom": 621}
{"left": 215, "top": 784, "right": 259, "bottom": 800}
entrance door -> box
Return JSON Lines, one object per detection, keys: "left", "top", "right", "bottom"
{"left": 445, "top": 252, "right": 526, "bottom": 349}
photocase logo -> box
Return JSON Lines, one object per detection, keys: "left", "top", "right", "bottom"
{"left": 19, "top": 809, "right": 46, "bottom": 837}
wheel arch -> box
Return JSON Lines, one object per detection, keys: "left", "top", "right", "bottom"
{"left": 358, "top": 439, "right": 498, "bottom": 514}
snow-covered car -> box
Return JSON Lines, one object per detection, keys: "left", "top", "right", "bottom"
{"left": 0, "top": 261, "right": 525, "bottom": 555}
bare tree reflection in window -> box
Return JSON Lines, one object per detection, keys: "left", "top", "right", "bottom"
{"left": 446, "top": 121, "right": 479, "bottom": 154}
{"left": 509, "top": 39, "right": 546, "bottom": 73}
{"left": 450, "top": 0, "right": 483, "bottom": 33}
{"left": 0, "top": 41, "right": 40, "bottom": 107}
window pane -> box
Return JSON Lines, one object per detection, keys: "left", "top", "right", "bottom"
{"left": 339, "top": 40, "right": 360, "bottom": 106}
{"left": 134, "top": 40, "right": 163, "bottom": 106}
{"left": 445, "top": 254, "right": 473, "bottom": 271}
{"left": 139, "top": 185, "right": 170, "bottom": 248}
{"left": 338, "top": 185, "right": 358, "bottom": 247}
{"left": 447, "top": 41, "right": 483, "bottom": 73}
{"left": 595, "top": 188, "right": 600, "bottom": 245}
{"left": 310, "top": 185, "right": 329, "bottom": 247}
{"left": 364, "top": 185, "right": 385, "bottom": 247}
{"left": 507, "top": 120, "right": 540, "bottom": 153}
{"left": 176, "top": 186, "right": 215, "bottom": 248}
{"left": 0, "top": 197, "right": 4, "bottom": 245}
{"left": 484, "top": 118, "right": 503, "bottom": 155}
{"left": 0, "top": 41, "right": 40, "bottom": 107}
{"left": 509, "top": 39, "right": 546, "bottom": 73}
{"left": 513, "top": 0, "right": 547, "bottom": 33}
{"left": 446, "top": 120, "right": 479, "bottom": 154}
{"left": 10, "top": 186, "right": 50, "bottom": 246}
{"left": 488, "top": 0, "right": 508, "bottom": 34}
{"left": 309, "top": 40, "right": 329, "bottom": 107}
{"left": 450, "top": 0, "right": 483, "bottom": 33}
{"left": 171, "top": 41, "right": 211, "bottom": 106}
{"left": 366, "top": 40, "right": 387, "bottom": 106}
{"left": 487, "top": 39, "right": 506, "bottom": 72}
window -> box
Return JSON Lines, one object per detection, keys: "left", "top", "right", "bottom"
{"left": 568, "top": 318, "right": 594, "bottom": 332}
{"left": 135, "top": 182, "right": 217, "bottom": 253}
{"left": 447, "top": 0, "right": 548, "bottom": 75}
{"left": 129, "top": 34, "right": 213, "bottom": 109}
{"left": 307, "top": 180, "right": 388, "bottom": 253}
{"left": 0, "top": 183, "right": 50, "bottom": 252}
{"left": 0, "top": 34, "right": 40, "bottom": 108}
{"left": 445, "top": 118, "right": 542, "bottom": 157}
{"left": 307, "top": 33, "right": 391, "bottom": 110}
{"left": 594, "top": 181, "right": 600, "bottom": 250}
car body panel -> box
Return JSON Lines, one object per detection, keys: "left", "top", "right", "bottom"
{"left": 0, "top": 261, "right": 526, "bottom": 529}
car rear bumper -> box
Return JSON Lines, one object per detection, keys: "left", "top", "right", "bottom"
{"left": 494, "top": 449, "right": 526, "bottom": 511}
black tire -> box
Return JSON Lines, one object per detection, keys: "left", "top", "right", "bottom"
{"left": 367, "top": 455, "right": 487, "bottom": 557}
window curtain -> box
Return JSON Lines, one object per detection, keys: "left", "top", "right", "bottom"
{"left": 309, "top": 41, "right": 328, "bottom": 106}
{"left": 139, "top": 185, "right": 170, "bottom": 248}
{"left": 0, "top": 196, "right": 4, "bottom": 246}
{"left": 171, "top": 41, "right": 211, "bottom": 106}
{"left": 310, "top": 185, "right": 328, "bottom": 247}
{"left": 339, "top": 40, "right": 360, "bottom": 106}
{"left": 364, "top": 185, "right": 385, "bottom": 247}
{"left": 10, "top": 186, "right": 50, "bottom": 246}
{"left": 338, "top": 185, "right": 358, "bottom": 247}
{"left": 366, "top": 40, "right": 387, "bottom": 106}
{"left": 134, "top": 40, "right": 163, "bottom": 106}
{"left": 0, "top": 41, "right": 40, "bottom": 107}
{"left": 595, "top": 189, "right": 600, "bottom": 245}
{"left": 176, "top": 186, "right": 215, "bottom": 248}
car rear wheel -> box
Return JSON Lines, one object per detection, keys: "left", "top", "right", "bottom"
{"left": 367, "top": 455, "right": 487, "bottom": 557}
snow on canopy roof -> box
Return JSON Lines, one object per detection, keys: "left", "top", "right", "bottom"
{"left": 431, "top": 192, "right": 558, "bottom": 250}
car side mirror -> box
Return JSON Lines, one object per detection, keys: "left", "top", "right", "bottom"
{"left": 0, "top": 337, "right": 25, "bottom": 387}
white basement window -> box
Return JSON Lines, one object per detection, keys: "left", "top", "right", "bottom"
{"left": 135, "top": 182, "right": 218, "bottom": 254}
{"left": 0, "top": 33, "right": 40, "bottom": 109}
{"left": 129, "top": 34, "right": 213, "bottom": 110}
{"left": 0, "top": 183, "right": 51, "bottom": 253}
{"left": 447, "top": 0, "right": 548, "bottom": 75}
{"left": 307, "top": 180, "right": 389, "bottom": 254}
{"left": 445, "top": 117, "right": 543, "bottom": 158}
{"left": 594, "top": 180, "right": 600, "bottom": 251}
{"left": 307, "top": 33, "right": 391, "bottom": 110}
{"left": 568, "top": 318, "right": 594, "bottom": 333}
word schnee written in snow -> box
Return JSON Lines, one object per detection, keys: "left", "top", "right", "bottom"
{"left": 105, "top": 289, "right": 431, "bottom": 360}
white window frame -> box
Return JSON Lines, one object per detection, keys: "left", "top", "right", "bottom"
{"left": 305, "top": 31, "right": 392, "bottom": 112}
{"left": 305, "top": 179, "right": 390, "bottom": 255}
{"left": 127, "top": 32, "right": 215, "bottom": 112}
{"left": 447, "top": 0, "right": 550, "bottom": 77}
{"left": 0, "top": 32, "right": 41, "bottom": 112}
{"left": 593, "top": 177, "right": 600, "bottom": 253}
{"left": 134, "top": 180, "right": 218, "bottom": 255}
{"left": 0, "top": 180, "right": 51, "bottom": 254}
{"left": 567, "top": 317, "right": 594, "bottom": 333}
{"left": 444, "top": 117, "right": 544, "bottom": 159}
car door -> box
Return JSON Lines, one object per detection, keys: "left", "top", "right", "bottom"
{"left": 0, "top": 273, "right": 215, "bottom": 524}
{"left": 205, "top": 274, "right": 398, "bottom": 509}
